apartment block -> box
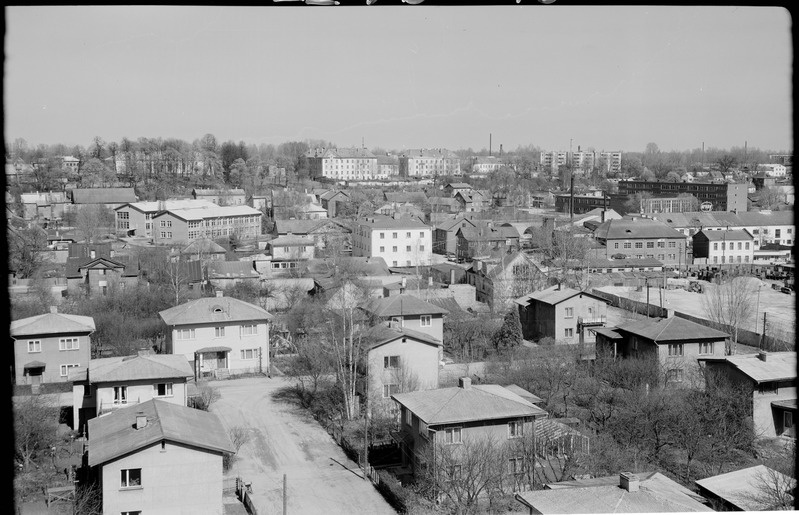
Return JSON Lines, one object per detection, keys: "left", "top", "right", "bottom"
{"left": 352, "top": 214, "right": 432, "bottom": 267}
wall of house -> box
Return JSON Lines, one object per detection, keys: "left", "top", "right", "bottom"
{"left": 14, "top": 333, "right": 91, "bottom": 385}
{"left": 359, "top": 227, "right": 432, "bottom": 267}
{"left": 368, "top": 339, "right": 441, "bottom": 413}
{"left": 385, "top": 314, "right": 444, "bottom": 342}
{"left": 655, "top": 337, "right": 726, "bottom": 387}
{"left": 271, "top": 244, "right": 315, "bottom": 261}
{"left": 168, "top": 321, "right": 270, "bottom": 374}
{"left": 100, "top": 441, "right": 225, "bottom": 515}
{"left": 604, "top": 237, "right": 685, "bottom": 266}
{"left": 555, "top": 296, "right": 609, "bottom": 344}
{"left": 73, "top": 379, "right": 188, "bottom": 430}
{"left": 153, "top": 213, "right": 189, "bottom": 245}
{"left": 753, "top": 380, "right": 796, "bottom": 438}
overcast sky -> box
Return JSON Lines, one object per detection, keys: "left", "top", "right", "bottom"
{"left": 4, "top": 5, "right": 793, "bottom": 154}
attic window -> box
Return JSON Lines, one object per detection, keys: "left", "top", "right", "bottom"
{"left": 212, "top": 305, "right": 224, "bottom": 313}
{"left": 625, "top": 229, "right": 632, "bottom": 233}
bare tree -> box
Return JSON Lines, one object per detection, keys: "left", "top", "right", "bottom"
{"left": 701, "top": 275, "right": 756, "bottom": 355}
{"left": 14, "top": 395, "right": 60, "bottom": 472}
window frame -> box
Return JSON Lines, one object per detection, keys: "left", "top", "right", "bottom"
{"left": 384, "top": 355, "right": 400, "bottom": 369}
{"left": 508, "top": 420, "right": 524, "bottom": 439}
{"left": 120, "top": 468, "right": 142, "bottom": 489}
{"left": 60, "top": 364, "right": 80, "bottom": 377}
{"left": 444, "top": 427, "right": 462, "bottom": 445}
{"left": 154, "top": 382, "right": 173, "bottom": 397}
{"left": 59, "top": 337, "right": 80, "bottom": 351}
{"left": 214, "top": 326, "right": 226, "bottom": 338}
{"left": 27, "top": 340, "right": 41, "bottom": 353}
{"left": 420, "top": 315, "right": 432, "bottom": 327}
{"left": 667, "top": 343, "right": 684, "bottom": 357}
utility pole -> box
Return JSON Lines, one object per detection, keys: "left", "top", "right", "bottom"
{"left": 646, "top": 277, "right": 650, "bottom": 317}
{"left": 283, "top": 473, "right": 287, "bottom": 515}
{"left": 759, "top": 312, "right": 767, "bottom": 350}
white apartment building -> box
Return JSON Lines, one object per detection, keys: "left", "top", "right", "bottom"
{"left": 540, "top": 150, "right": 622, "bottom": 174}
{"left": 759, "top": 163, "right": 788, "bottom": 178}
{"left": 352, "top": 215, "right": 432, "bottom": 267}
{"left": 692, "top": 229, "right": 755, "bottom": 266}
{"left": 398, "top": 148, "right": 461, "bottom": 178}
{"left": 307, "top": 147, "right": 378, "bottom": 181}
{"left": 151, "top": 205, "right": 262, "bottom": 245}
{"left": 115, "top": 199, "right": 218, "bottom": 238}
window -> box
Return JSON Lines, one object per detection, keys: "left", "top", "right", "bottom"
{"left": 420, "top": 232, "right": 424, "bottom": 238}
{"left": 420, "top": 245, "right": 425, "bottom": 251}
{"left": 120, "top": 468, "right": 142, "bottom": 489}
{"left": 160, "top": 220, "right": 172, "bottom": 228}
{"left": 379, "top": 232, "right": 384, "bottom": 239}
{"left": 635, "top": 242, "right": 643, "bottom": 249}
{"left": 384, "top": 355, "right": 400, "bottom": 369}
{"left": 745, "top": 242, "right": 750, "bottom": 250}
{"left": 406, "top": 232, "right": 411, "bottom": 238}
{"left": 446, "top": 464, "right": 462, "bottom": 482}
{"left": 646, "top": 242, "right": 654, "bottom": 248}
{"left": 406, "top": 245, "right": 411, "bottom": 252}
{"left": 60, "top": 364, "right": 79, "bottom": 377}
{"left": 564, "top": 307, "right": 574, "bottom": 319}
{"left": 176, "top": 328, "right": 195, "bottom": 340}
{"left": 759, "top": 382, "right": 778, "bottom": 394}
{"left": 623, "top": 242, "right": 631, "bottom": 249}
{"left": 154, "top": 383, "right": 173, "bottom": 397}
{"left": 614, "top": 243, "right": 619, "bottom": 249}
{"left": 699, "top": 342, "right": 713, "bottom": 355}
{"left": 27, "top": 340, "right": 41, "bottom": 353}
{"left": 785, "top": 412, "right": 794, "bottom": 430}
{"left": 657, "top": 241, "right": 665, "bottom": 248}
{"left": 508, "top": 457, "right": 524, "bottom": 475}
{"left": 383, "top": 384, "right": 399, "bottom": 398}
{"left": 392, "top": 246, "right": 398, "bottom": 252}
{"left": 667, "top": 369, "right": 684, "bottom": 383}
{"left": 59, "top": 338, "right": 79, "bottom": 351}
{"left": 215, "top": 327, "right": 225, "bottom": 338}
{"left": 113, "top": 385, "right": 128, "bottom": 405}
{"left": 564, "top": 328, "right": 573, "bottom": 338}
{"left": 241, "top": 324, "right": 257, "bottom": 336}
{"left": 508, "top": 420, "right": 524, "bottom": 439}
{"left": 379, "top": 246, "right": 385, "bottom": 252}
{"left": 393, "top": 232, "right": 398, "bottom": 239}
{"left": 240, "top": 348, "right": 258, "bottom": 360}
{"left": 668, "top": 241, "right": 676, "bottom": 248}
{"left": 443, "top": 427, "right": 462, "bottom": 444}
{"left": 419, "top": 315, "right": 433, "bottom": 327}
{"left": 405, "top": 409, "right": 413, "bottom": 427}
{"left": 668, "top": 344, "right": 684, "bottom": 356}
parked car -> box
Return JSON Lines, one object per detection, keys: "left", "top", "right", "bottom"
{"left": 780, "top": 286, "right": 792, "bottom": 294}
{"left": 772, "top": 283, "right": 781, "bottom": 290}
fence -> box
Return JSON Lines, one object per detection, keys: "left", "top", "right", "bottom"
{"left": 590, "top": 288, "right": 668, "bottom": 318}
{"left": 233, "top": 476, "right": 258, "bottom": 515}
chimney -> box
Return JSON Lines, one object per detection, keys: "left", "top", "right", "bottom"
{"left": 758, "top": 351, "right": 768, "bottom": 362}
{"left": 450, "top": 269, "right": 455, "bottom": 284}
{"left": 135, "top": 412, "right": 147, "bottom": 430}
{"left": 620, "top": 472, "right": 639, "bottom": 492}
{"left": 50, "top": 306, "right": 58, "bottom": 314}
{"left": 401, "top": 277, "right": 407, "bottom": 289}
{"left": 428, "top": 276, "right": 433, "bottom": 287}
{"left": 215, "top": 290, "right": 223, "bottom": 298}
{"left": 458, "top": 377, "right": 472, "bottom": 389}
{"left": 90, "top": 249, "right": 96, "bottom": 259}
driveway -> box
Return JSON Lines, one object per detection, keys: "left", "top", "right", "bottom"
{"left": 209, "top": 376, "right": 396, "bottom": 515}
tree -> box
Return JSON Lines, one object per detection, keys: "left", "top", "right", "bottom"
{"left": 491, "top": 309, "right": 523, "bottom": 351}
{"left": 677, "top": 193, "right": 700, "bottom": 211}
{"left": 665, "top": 171, "right": 682, "bottom": 182}
{"left": 75, "top": 205, "right": 114, "bottom": 243}
{"left": 624, "top": 192, "right": 652, "bottom": 214}
{"left": 81, "top": 157, "right": 115, "bottom": 187}
{"left": 7, "top": 222, "right": 48, "bottom": 278}
{"left": 14, "top": 395, "right": 60, "bottom": 472}
{"left": 638, "top": 168, "right": 656, "bottom": 181}
{"left": 716, "top": 154, "right": 737, "bottom": 175}
{"left": 701, "top": 275, "right": 756, "bottom": 355}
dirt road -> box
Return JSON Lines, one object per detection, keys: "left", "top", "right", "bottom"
{"left": 209, "top": 376, "right": 396, "bottom": 515}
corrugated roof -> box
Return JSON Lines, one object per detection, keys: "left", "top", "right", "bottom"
{"left": 516, "top": 471, "right": 713, "bottom": 513}
{"left": 695, "top": 465, "right": 795, "bottom": 511}
{"left": 361, "top": 294, "right": 449, "bottom": 317}
{"left": 79, "top": 354, "right": 193, "bottom": 383}
{"left": 71, "top": 188, "right": 137, "bottom": 204}
{"left": 11, "top": 312, "right": 96, "bottom": 336}
{"left": 616, "top": 316, "right": 729, "bottom": 343}
{"left": 159, "top": 296, "right": 272, "bottom": 326}
{"left": 88, "top": 399, "right": 235, "bottom": 467}
{"left": 392, "top": 384, "right": 547, "bottom": 425}
{"left": 712, "top": 352, "right": 796, "bottom": 383}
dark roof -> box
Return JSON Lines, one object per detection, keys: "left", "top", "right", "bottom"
{"left": 515, "top": 285, "right": 609, "bottom": 307}
{"left": 207, "top": 261, "right": 260, "bottom": 279}
{"left": 69, "top": 243, "right": 113, "bottom": 258}
{"left": 70, "top": 188, "right": 137, "bottom": 204}
{"left": 694, "top": 229, "right": 753, "bottom": 241}
{"left": 366, "top": 325, "right": 442, "bottom": 350}
{"left": 361, "top": 294, "right": 449, "bottom": 317}
{"left": 593, "top": 218, "right": 685, "bottom": 240}
{"left": 181, "top": 238, "right": 227, "bottom": 255}
{"left": 88, "top": 399, "right": 235, "bottom": 467}
{"left": 65, "top": 256, "right": 136, "bottom": 279}
{"left": 80, "top": 354, "right": 193, "bottom": 383}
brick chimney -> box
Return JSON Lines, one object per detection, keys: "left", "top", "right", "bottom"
{"left": 135, "top": 412, "right": 147, "bottom": 430}
{"left": 620, "top": 472, "right": 639, "bottom": 492}
{"left": 758, "top": 351, "right": 768, "bottom": 362}
{"left": 458, "top": 377, "right": 472, "bottom": 389}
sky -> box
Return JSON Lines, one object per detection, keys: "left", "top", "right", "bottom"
{"left": 4, "top": 5, "right": 793, "bottom": 154}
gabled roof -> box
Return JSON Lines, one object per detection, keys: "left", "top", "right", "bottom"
{"left": 193, "top": 188, "right": 245, "bottom": 196}
{"left": 65, "top": 256, "right": 137, "bottom": 279}
{"left": 76, "top": 354, "right": 193, "bottom": 383}
{"left": 11, "top": 312, "right": 96, "bottom": 337}
{"left": 516, "top": 471, "right": 713, "bottom": 513}
{"left": 615, "top": 316, "right": 729, "bottom": 343}
{"left": 436, "top": 217, "right": 476, "bottom": 231}
{"left": 269, "top": 235, "right": 315, "bottom": 247}
{"left": 456, "top": 225, "right": 507, "bottom": 242}
{"left": 70, "top": 188, "right": 137, "bottom": 204}
{"left": 361, "top": 294, "right": 448, "bottom": 318}
{"left": 88, "top": 399, "right": 234, "bottom": 467}
{"left": 366, "top": 325, "right": 442, "bottom": 350}
{"left": 153, "top": 205, "right": 261, "bottom": 221}
{"left": 117, "top": 199, "right": 218, "bottom": 213}
{"left": 515, "top": 285, "right": 609, "bottom": 307}
{"left": 274, "top": 218, "right": 350, "bottom": 235}
{"left": 695, "top": 465, "right": 795, "bottom": 511}
{"left": 593, "top": 218, "right": 685, "bottom": 240}
{"left": 180, "top": 238, "right": 227, "bottom": 255}
{"left": 694, "top": 229, "right": 753, "bottom": 241}
{"left": 356, "top": 214, "right": 429, "bottom": 230}
{"left": 701, "top": 351, "right": 796, "bottom": 383}
{"left": 392, "top": 384, "right": 547, "bottom": 426}
{"left": 384, "top": 191, "right": 428, "bottom": 204}
{"left": 159, "top": 296, "right": 273, "bottom": 326}
{"left": 207, "top": 261, "right": 260, "bottom": 279}
{"left": 320, "top": 190, "right": 350, "bottom": 201}
{"left": 69, "top": 243, "right": 113, "bottom": 258}
{"left": 304, "top": 256, "right": 390, "bottom": 278}
{"left": 444, "top": 182, "right": 472, "bottom": 189}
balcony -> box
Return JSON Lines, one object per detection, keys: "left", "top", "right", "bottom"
{"left": 577, "top": 315, "right": 606, "bottom": 327}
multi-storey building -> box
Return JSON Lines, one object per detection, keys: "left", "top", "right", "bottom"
{"left": 591, "top": 217, "right": 687, "bottom": 267}
{"left": 692, "top": 229, "right": 755, "bottom": 266}
{"left": 599, "top": 150, "right": 623, "bottom": 173}
{"left": 471, "top": 156, "right": 503, "bottom": 175}
{"left": 540, "top": 150, "right": 622, "bottom": 174}
{"left": 351, "top": 215, "right": 432, "bottom": 267}
{"left": 638, "top": 196, "right": 698, "bottom": 213}
{"left": 307, "top": 147, "right": 378, "bottom": 181}
{"left": 618, "top": 180, "right": 749, "bottom": 212}
{"left": 759, "top": 163, "right": 788, "bottom": 177}
{"left": 376, "top": 154, "right": 400, "bottom": 178}
{"left": 151, "top": 205, "right": 262, "bottom": 245}
{"left": 398, "top": 148, "right": 460, "bottom": 178}
{"left": 515, "top": 285, "right": 609, "bottom": 344}
{"left": 191, "top": 188, "right": 246, "bottom": 206}
{"left": 114, "top": 199, "right": 218, "bottom": 238}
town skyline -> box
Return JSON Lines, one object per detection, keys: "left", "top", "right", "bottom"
{"left": 5, "top": 5, "right": 793, "bottom": 154}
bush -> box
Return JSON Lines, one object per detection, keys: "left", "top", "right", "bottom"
{"left": 375, "top": 470, "right": 408, "bottom": 513}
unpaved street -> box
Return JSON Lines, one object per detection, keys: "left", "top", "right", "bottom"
{"left": 209, "top": 376, "right": 396, "bottom": 515}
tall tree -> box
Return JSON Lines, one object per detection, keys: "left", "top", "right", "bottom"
{"left": 701, "top": 275, "right": 756, "bottom": 355}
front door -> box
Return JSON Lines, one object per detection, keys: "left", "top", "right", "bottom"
{"left": 28, "top": 368, "right": 43, "bottom": 385}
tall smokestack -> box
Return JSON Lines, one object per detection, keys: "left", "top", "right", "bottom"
{"left": 499, "top": 144, "right": 503, "bottom": 157}
{"left": 570, "top": 174, "right": 575, "bottom": 223}
{"left": 489, "top": 133, "right": 492, "bottom": 157}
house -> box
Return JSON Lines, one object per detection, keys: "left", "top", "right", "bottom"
{"left": 151, "top": 205, "right": 262, "bottom": 245}
{"left": 249, "top": 194, "right": 270, "bottom": 212}
{"left": 698, "top": 351, "right": 796, "bottom": 438}
{"left": 158, "top": 292, "right": 273, "bottom": 379}
{"left": 591, "top": 217, "right": 687, "bottom": 266}
{"left": 376, "top": 154, "right": 400, "bottom": 178}
{"left": 455, "top": 225, "right": 515, "bottom": 262}
{"left": 319, "top": 190, "right": 351, "bottom": 217}
{"left": 427, "top": 197, "right": 461, "bottom": 220}
{"left": 586, "top": 257, "right": 664, "bottom": 273}
{"left": 692, "top": 229, "right": 755, "bottom": 267}
{"left": 360, "top": 293, "right": 448, "bottom": 342}
{"left": 398, "top": 148, "right": 461, "bottom": 177}
{"left": 434, "top": 217, "right": 477, "bottom": 256}
{"left": 364, "top": 325, "right": 443, "bottom": 415}
{"left": 268, "top": 235, "right": 317, "bottom": 262}
{"left": 20, "top": 190, "right": 70, "bottom": 223}
{"left": 515, "top": 471, "right": 713, "bottom": 514}
{"left": 374, "top": 201, "right": 425, "bottom": 221}
{"left": 306, "top": 147, "right": 378, "bottom": 181}
{"left": 391, "top": 378, "right": 548, "bottom": 484}
{"left": 87, "top": 399, "right": 235, "bottom": 515}
{"left": 272, "top": 218, "right": 352, "bottom": 254}
{"left": 114, "top": 199, "right": 218, "bottom": 238}
{"left": 384, "top": 191, "right": 428, "bottom": 205}
{"left": 68, "top": 188, "right": 138, "bottom": 213}
{"left": 643, "top": 210, "right": 795, "bottom": 248}
{"left": 206, "top": 261, "right": 261, "bottom": 290}
{"left": 467, "top": 252, "right": 546, "bottom": 311}
{"left": 471, "top": 156, "right": 504, "bottom": 175}
{"left": 596, "top": 315, "right": 729, "bottom": 387}
{"left": 192, "top": 187, "right": 246, "bottom": 206}
{"left": 11, "top": 307, "right": 95, "bottom": 386}
{"left": 65, "top": 252, "right": 140, "bottom": 296}
{"left": 454, "top": 190, "right": 490, "bottom": 213}
{"left": 69, "top": 353, "right": 193, "bottom": 435}
{"left": 515, "top": 285, "right": 609, "bottom": 344}
{"left": 695, "top": 464, "right": 796, "bottom": 511}
{"left": 296, "top": 202, "right": 329, "bottom": 220}
{"left": 180, "top": 237, "right": 228, "bottom": 262}
{"left": 351, "top": 215, "right": 432, "bottom": 268}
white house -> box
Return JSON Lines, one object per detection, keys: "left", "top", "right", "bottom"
{"left": 352, "top": 214, "right": 432, "bottom": 268}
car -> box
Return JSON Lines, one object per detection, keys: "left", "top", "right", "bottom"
{"left": 772, "top": 283, "right": 782, "bottom": 290}
{"left": 780, "top": 287, "right": 792, "bottom": 294}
